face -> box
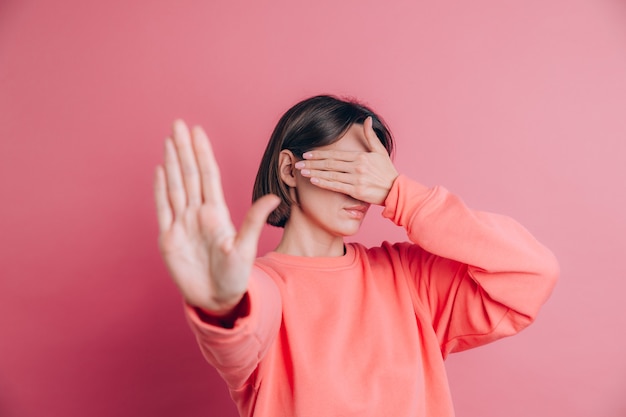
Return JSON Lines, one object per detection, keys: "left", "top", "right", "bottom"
{"left": 284, "top": 123, "right": 371, "bottom": 238}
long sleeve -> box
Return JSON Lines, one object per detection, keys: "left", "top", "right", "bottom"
{"left": 382, "top": 175, "right": 559, "bottom": 356}
{"left": 184, "top": 267, "right": 282, "bottom": 390}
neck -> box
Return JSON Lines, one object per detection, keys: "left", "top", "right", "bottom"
{"left": 274, "top": 210, "right": 345, "bottom": 258}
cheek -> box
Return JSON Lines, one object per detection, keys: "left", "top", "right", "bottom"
{"left": 295, "top": 177, "right": 345, "bottom": 211}
{"left": 300, "top": 179, "right": 344, "bottom": 203}
{"left": 295, "top": 174, "right": 324, "bottom": 197}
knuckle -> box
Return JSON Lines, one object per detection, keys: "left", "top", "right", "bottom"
{"left": 355, "top": 165, "right": 367, "bottom": 174}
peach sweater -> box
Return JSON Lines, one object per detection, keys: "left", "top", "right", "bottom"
{"left": 185, "top": 175, "right": 559, "bottom": 417}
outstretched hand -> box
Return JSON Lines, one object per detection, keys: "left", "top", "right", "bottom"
{"left": 294, "top": 117, "right": 398, "bottom": 205}
{"left": 154, "top": 120, "right": 280, "bottom": 314}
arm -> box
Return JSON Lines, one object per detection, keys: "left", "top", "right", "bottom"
{"left": 154, "top": 120, "right": 281, "bottom": 387}
{"left": 383, "top": 176, "right": 559, "bottom": 355}
{"left": 294, "top": 118, "right": 558, "bottom": 355}
{"left": 185, "top": 267, "right": 282, "bottom": 389}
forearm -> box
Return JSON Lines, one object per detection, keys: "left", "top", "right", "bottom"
{"left": 383, "top": 175, "right": 559, "bottom": 280}
{"left": 383, "top": 175, "right": 559, "bottom": 338}
{"left": 185, "top": 268, "right": 282, "bottom": 389}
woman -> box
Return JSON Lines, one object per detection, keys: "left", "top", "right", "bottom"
{"left": 154, "top": 95, "right": 558, "bottom": 417}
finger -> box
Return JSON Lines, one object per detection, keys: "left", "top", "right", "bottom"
{"left": 300, "top": 168, "right": 354, "bottom": 185}
{"left": 163, "top": 138, "right": 187, "bottom": 216}
{"left": 295, "top": 158, "right": 353, "bottom": 173}
{"left": 154, "top": 165, "right": 173, "bottom": 232}
{"left": 192, "top": 125, "right": 227, "bottom": 206}
{"left": 172, "top": 120, "right": 202, "bottom": 206}
{"left": 363, "top": 116, "right": 387, "bottom": 154}
{"left": 302, "top": 149, "right": 361, "bottom": 162}
{"left": 308, "top": 177, "right": 354, "bottom": 196}
{"left": 234, "top": 195, "right": 281, "bottom": 256}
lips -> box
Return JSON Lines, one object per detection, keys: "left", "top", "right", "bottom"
{"left": 344, "top": 204, "right": 370, "bottom": 219}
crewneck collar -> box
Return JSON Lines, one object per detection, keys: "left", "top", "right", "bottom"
{"left": 262, "top": 243, "right": 358, "bottom": 270}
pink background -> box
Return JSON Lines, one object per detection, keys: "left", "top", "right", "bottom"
{"left": 1, "top": 0, "right": 625, "bottom": 416}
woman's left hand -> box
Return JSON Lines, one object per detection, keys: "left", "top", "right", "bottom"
{"left": 295, "top": 116, "right": 399, "bottom": 205}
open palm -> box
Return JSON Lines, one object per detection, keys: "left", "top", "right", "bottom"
{"left": 154, "top": 120, "right": 279, "bottom": 314}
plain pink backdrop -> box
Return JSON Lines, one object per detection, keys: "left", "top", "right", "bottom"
{"left": 1, "top": 0, "right": 625, "bottom": 416}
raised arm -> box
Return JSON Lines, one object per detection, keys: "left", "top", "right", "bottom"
{"left": 293, "top": 119, "right": 558, "bottom": 355}
{"left": 383, "top": 176, "right": 559, "bottom": 354}
{"left": 155, "top": 120, "right": 283, "bottom": 389}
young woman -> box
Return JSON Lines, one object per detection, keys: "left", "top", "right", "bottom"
{"left": 154, "top": 95, "right": 559, "bottom": 417}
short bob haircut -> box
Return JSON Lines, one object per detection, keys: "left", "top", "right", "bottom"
{"left": 252, "top": 95, "right": 394, "bottom": 228}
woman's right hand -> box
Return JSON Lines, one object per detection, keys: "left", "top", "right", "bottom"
{"left": 154, "top": 120, "right": 280, "bottom": 315}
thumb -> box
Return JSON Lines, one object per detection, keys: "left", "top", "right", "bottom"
{"left": 234, "top": 194, "right": 281, "bottom": 256}
{"left": 363, "top": 116, "right": 387, "bottom": 154}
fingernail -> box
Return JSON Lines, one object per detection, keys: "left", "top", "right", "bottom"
{"left": 303, "top": 152, "right": 313, "bottom": 159}
{"left": 295, "top": 161, "right": 305, "bottom": 169}
{"left": 310, "top": 177, "right": 319, "bottom": 184}
{"left": 300, "top": 169, "right": 310, "bottom": 176}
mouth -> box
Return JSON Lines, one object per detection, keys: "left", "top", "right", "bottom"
{"left": 344, "top": 204, "right": 370, "bottom": 219}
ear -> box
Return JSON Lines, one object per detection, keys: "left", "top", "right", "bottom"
{"left": 278, "top": 150, "right": 297, "bottom": 187}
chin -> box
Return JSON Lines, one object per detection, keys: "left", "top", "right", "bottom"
{"left": 334, "top": 222, "right": 364, "bottom": 237}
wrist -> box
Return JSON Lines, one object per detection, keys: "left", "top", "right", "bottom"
{"left": 193, "top": 293, "right": 250, "bottom": 329}
{"left": 207, "top": 292, "right": 246, "bottom": 315}
{"left": 375, "top": 173, "right": 399, "bottom": 205}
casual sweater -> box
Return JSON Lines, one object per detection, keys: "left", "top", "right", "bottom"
{"left": 185, "top": 175, "right": 559, "bottom": 417}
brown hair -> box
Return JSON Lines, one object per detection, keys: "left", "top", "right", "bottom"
{"left": 252, "top": 95, "right": 394, "bottom": 227}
